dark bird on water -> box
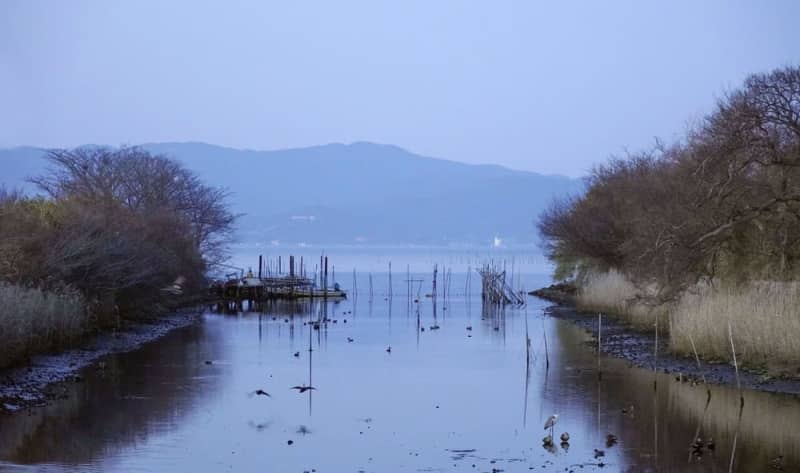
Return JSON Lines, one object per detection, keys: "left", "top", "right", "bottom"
{"left": 560, "top": 432, "right": 570, "bottom": 442}
{"left": 594, "top": 449, "right": 605, "bottom": 458}
{"left": 291, "top": 385, "right": 316, "bottom": 393}
{"left": 293, "top": 352, "right": 300, "bottom": 358}
{"left": 706, "top": 437, "right": 715, "bottom": 451}
{"left": 347, "top": 337, "right": 354, "bottom": 343}
{"left": 386, "top": 346, "right": 392, "bottom": 353}
{"left": 250, "top": 389, "right": 271, "bottom": 397}
{"left": 466, "top": 326, "right": 472, "bottom": 331}
{"left": 606, "top": 433, "right": 618, "bottom": 447}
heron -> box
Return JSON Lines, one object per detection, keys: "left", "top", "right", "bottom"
{"left": 291, "top": 385, "right": 316, "bottom": 393}
{"left": 544, "top": 414, "right": 559, "bottom": 437}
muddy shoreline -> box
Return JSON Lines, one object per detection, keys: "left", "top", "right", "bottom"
{"left": 532, "top": 287, "right": 800, "bottom": 396}
{"left": 0, "top": 309, "right": 203, "bottom": 414}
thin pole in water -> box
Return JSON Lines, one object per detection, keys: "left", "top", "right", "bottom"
{"left": 728, "top": 320, "right": 744, "bottom": 407}
{"left": 598, "top": 313, "right": 602, "bottom": 381}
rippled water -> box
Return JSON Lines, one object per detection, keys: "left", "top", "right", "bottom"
{"left": 1, "top": 268, "right": 798, "bottom": 472}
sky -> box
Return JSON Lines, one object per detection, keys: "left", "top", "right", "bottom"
{"left": 1, "top": 1, "right": 798, "bottom": 177}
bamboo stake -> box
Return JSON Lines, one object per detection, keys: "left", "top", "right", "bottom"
{"left": 654, "top": 316, "right": 659, "bottom": 390}
{"left": 728, "top": 319, "right": 744, "bottom": 407}
{"left": 542, "top": 319, "right": 550, "bottom": 370}
{"left": 597, "top": 313, "right": 602, "bottom": 380}
{"left": 687, "top": 331, "right": 711, "bottom": 400}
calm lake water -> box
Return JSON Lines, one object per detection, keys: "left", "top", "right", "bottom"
{"left": 1, "top": 250, "right": 799, "bottom": 472}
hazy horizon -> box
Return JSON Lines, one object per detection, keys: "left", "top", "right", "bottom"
{"left": 3, "top": 1, "right": 799, "bottom": 177}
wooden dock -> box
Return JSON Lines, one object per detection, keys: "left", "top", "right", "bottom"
{"left": 209, "top": 253, "right": 347, "bottom": 303}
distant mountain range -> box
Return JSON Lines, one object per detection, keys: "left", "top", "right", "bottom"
{"left": 0, "top": 142, "right": 583, "bottom": 246}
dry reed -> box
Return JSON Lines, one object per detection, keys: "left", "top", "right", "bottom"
{"left": 0, "top": 283, "right": 87, "bottom": 369}
{"left": 576, "top": 270, "right": 661, "bottom": 329}
{"left": 670, "top": 281, "right": 800, "bottom": 367}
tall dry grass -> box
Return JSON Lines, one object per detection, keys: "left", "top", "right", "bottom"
{"left": 576, "top": 270, "right": 663, "bottom": 329}
{"left": 670, "top": 282, "right": 800, "bottom": 366}
{"left": 0, "top": 283, "right": 87, "bottom": 369}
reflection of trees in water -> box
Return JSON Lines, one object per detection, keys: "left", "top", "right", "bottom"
{"left": 0, "top": 324, "right": 228, "bottom": 465}
{"left": 538, "top": 320, "right": 800, "bottom": 471}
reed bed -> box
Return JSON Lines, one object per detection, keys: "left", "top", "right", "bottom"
{"left": 576, "top": 270, "right": 662, "bottom": 329}
{"left": 0, "top": 283, "right": 87, "bottom": 369}
{"left": 670, "top": 282, "right": 800, "bottom": 366}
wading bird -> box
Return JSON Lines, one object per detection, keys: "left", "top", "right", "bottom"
{"left": 544, "top": 414, "right": 559, "bottom": 437}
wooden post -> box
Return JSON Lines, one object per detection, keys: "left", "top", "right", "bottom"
{"left": 258, "top": 254, "right": 263, "bottom": 279}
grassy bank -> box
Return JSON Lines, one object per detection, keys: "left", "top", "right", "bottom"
{"left": 575, "top": 270, "right": 800, "bottom": 373}
{"left": 0, "top": 284, "right": 87, "bottom": 369}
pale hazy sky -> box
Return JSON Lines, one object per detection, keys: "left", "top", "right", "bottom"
{"left": 1, "top": 1, "right": 798, "bottom": 176}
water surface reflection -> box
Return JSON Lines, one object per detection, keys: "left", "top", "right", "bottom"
{"left": 0, "top": 272, "right": 797, "bottom": 472}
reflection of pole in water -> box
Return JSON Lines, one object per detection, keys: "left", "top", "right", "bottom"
{"left": 308, "top": 320, "right": 313, "bottom": 416}
{"left": 728, "top": 403, "right": 744, "bottom": 473}
{"left": 688, "top": 393, "right": 712, "bottom": 463}
{"left": 523, "top": 305, "right": 531, "bottom": 428}
{"left": 653, "top": 383, "right": 658, "bottom": 468}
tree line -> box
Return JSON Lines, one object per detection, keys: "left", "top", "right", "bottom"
{"left": 538, "top": 65, "right": 800, "bottom": 300}
{"left": 0, "top": 146, "right": 236, "bottom": 325}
